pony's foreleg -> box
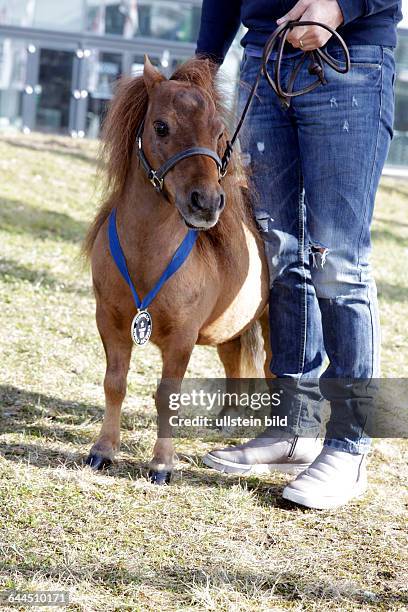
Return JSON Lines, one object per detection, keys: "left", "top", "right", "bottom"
{"left": 86, "top": 305, "right": 132, "bottom": 470}
{"left": 149, "top": 336, "right": 196, "bottom": 485}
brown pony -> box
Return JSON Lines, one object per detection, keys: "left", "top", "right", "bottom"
{"left": 83, "top": 56, "right": 271, "bottom": 483}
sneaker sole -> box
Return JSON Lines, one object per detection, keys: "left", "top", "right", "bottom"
{"left": 282, "top": 479, "right": 367, "bottom": 510}
{"left": 203, "top": 453, "right": 310, "bottom": 476}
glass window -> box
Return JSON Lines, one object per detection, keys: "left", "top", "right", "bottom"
{"left": 35, "top": 48, "right": 74, "bottom": 134}
{"left": 85, "top": 50, "right": 122, "bottom": 138}
{"left": 0, "top": 0, "right": 35, "bottom": 27}
{"left": 0, "top": 1, "right": 201, "bottom": 41}
{"left": 33, "top": 0, "right": 83, "bottom": 32}
{"left": 0, "top": 37, "right": 27, "bottom": 130}
{"left": 86, "top": 0, "right": 139, "bottom": 37}
{"left": 85, "top": 0, "right": 106, "bottom": 35}
{"left": 136, "top": 2, "right": 200, "bottom": 42}
{"left": 85, "top": 1, "right": 201, "bottom": 42}
{"left": 387, "top": 32, "right": 408, "bottom": 166}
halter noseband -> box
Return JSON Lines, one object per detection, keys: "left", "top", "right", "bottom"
{"left": 136, "top": 119, "right": 227, "bottom": 193}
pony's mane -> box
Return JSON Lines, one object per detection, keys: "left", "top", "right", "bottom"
{"left": 83, "top": 59, "right": 253, "bottom": 259}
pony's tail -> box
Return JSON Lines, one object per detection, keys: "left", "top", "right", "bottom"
{"left": 240, "top": 319, "right": 266, "bottom": 377}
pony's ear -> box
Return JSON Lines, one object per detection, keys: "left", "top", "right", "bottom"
{"left": 143, "top": 55, "right": 166, "bottom": 93}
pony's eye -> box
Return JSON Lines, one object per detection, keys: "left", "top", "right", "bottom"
{"left": 154, "top": 121, "right": 169, "bottom": 137}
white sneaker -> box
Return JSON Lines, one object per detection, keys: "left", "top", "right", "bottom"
{"left": 203, "top": 434, "right": 322, "bottom": 476}
{"left": 282, "top": 447, "right": 368, "bottom": 509}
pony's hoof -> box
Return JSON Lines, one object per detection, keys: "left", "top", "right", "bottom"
{"left": 85, "top": 453, "right": 112, "bottom": 470}
{"left": 148, "top": 469, "right": 172, "bottom": 485}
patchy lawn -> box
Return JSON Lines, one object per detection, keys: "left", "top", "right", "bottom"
{"left": 0, "top": 133, "right": 407, "bottom": 611}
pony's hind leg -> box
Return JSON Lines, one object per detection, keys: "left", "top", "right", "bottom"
{"left": 217, "top": 319, "right": 270, "bottom": 430}
{"left": 259, "top": 307, "right": 273, "bottom": 378}
{"left": 216, "top": 337, "right": 247, "bottom": 427}
{"left": 86, "top": 304, "right": 132, "bottom": 470}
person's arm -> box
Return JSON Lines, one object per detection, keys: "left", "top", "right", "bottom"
{"left": 196, "top": 0, "right": 242, "bottom": 65}
{"left": 336, "top": 0, "right": 400, "bottom": 25}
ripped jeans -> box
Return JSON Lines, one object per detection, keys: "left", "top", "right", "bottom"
{"left": 239, "top": 45, "right": 395, "bottom": 453}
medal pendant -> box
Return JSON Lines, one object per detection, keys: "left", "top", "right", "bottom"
{"left": 131, "top": 310, "right": 152, "bottom": 347}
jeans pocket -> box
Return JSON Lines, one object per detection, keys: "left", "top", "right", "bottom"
{"left": 383, "top": 47, "right": 395, "bottom": 60}
{"left": 327, "top": 45, "right": 383, "bottom": 70}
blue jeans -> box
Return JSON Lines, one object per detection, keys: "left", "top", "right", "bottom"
{"left": 239, "top": 45, "right": 395, "bottom": 454}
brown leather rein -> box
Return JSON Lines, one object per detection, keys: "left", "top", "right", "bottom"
{"left": 137, "top": 20, "right": 351, "bottom": 193}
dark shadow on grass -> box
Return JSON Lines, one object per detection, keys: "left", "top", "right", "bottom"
{"left": 0, "top": 256, "right": 89, "bottom": 295}
{"left": 0, "top": 560, "right": 405, "bottom": 608}
{"left": 137, "top": 564, "right": 408, "bottom": 608}
{"left": 0, "top": 385, "right": 287, "bottom": 503}
{"left": 374, "top": 214, "right": 408, "bottom": 229}
{"left": 0, "top": 385, "right": 380, "bottom": 514}
{"left": 0, "top": 384, "right": 313, "bottom": 507}
{"left": 0, "top": 197, "right": 87, "bottom": 243}
{"left": 0, "top": 442, "right": 84, "bottom": 469}
{"left": 371, "top": 228, "right": 408, "bottom": 248}
{"left": 379, "top": 180, "right": 408, "bottom": 200}
{"left": 377, "top": 281, "right": 408, "bottom": 303}
{"left": 0, "top": 384, "right": 153, "bottom": 476}
{"left": 168, "top": 453, "right": 299, "bottom": 511}
{"left": 0, "top": 440, "right": 148, "bottom": 479}
{"left": 1, "top": 137, "right": 98, "bottom": 166}
{"left": 0, "top": 385, "right": 102, "bottom": 430}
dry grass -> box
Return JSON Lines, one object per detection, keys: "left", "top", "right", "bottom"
{"left": 0, "top": 133, "right": 407, "bottom": 611}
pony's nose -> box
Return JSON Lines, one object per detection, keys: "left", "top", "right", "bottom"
{"left": 190, "top": 189, "right": 225, "bottom": 213}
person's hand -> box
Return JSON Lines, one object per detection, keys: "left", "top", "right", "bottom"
{"left": 277, "top": 0, "right": 344, "bottom": 51}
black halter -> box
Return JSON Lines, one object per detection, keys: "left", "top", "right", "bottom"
{"left": 136, "top": 119, "right": 224, "bottom": 193}
{"left": 137, "top": 20, "right": 350, "bottom": 193}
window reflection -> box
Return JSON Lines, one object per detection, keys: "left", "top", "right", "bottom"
{"left": 33, "top": 0, "right": 83, "bottom": 32}
{"left": 0, "top": 38, "right": 27, "bottom": 130}
{"left": 86, "top": 51, "right": 122, "bottom": 138}
{"left": 85, "top": 1, "right": 200, "bottom": 43}
{"left": 0, "top": 1, "right": 201, "bottom": 43}
{"left": 0, "top": 0, "right": 35, "bottom": 27}
{"left": 35, "top": 48, "right": 74, "bottom": 133}
{"left": 137, "top": 2, "right": 200, "bottom": 42}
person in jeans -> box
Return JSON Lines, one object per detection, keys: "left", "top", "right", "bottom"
{"left": 196, "top": 0, "right": 401, "bottom": 509}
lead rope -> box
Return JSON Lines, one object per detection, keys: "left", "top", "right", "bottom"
{"left": 220, "top": 20, "right": 351, "bottom": 176}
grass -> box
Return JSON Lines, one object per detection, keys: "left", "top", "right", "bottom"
{"left": 0, "top": 132, "right": 407, "bottom": 611}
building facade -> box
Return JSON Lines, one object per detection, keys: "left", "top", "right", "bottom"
{"left": 0, "top": 1, "right": 407, "bottom": 168}
{"left": 0, "top": 0, "right": 207, "bottom": 138}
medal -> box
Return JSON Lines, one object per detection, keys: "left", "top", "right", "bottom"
{"left": 108, "top": 209, "right": 198, "bottom": 350}
{"left": 131, "top": 310, "right": 152, "bottom": 347}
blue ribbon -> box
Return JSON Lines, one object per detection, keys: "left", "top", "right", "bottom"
{"left": 108, "top": 208, "right": 198, "bottom": 311}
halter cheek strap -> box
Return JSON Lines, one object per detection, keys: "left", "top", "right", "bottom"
{"left": 136, "top": 119, "right": 223, "bottom": 193}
